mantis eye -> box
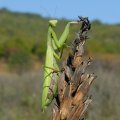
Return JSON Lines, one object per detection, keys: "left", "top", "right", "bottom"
{"left": 49, "top": 20, "right": 58, "bottom": 27}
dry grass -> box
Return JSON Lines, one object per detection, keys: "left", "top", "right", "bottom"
{"left": 0, "top": 70, "right": 48, "bottom": 120}
{"left": 0, "top": 58, "right": 120, "bottom": 120}
{"left": 87, "top": 59, "right": 120, "bottom": 120}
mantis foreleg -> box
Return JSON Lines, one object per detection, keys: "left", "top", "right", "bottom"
{"left": 50, "top": 22, "right": 78, "bottom": 49}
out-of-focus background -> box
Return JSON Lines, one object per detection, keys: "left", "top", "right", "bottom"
{"left": 0, "top": 0, "right": 120, "bottom": 120}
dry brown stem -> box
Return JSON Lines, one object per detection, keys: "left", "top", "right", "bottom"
{"left": 51, "top": 17, "right": 96, "bottom": 120}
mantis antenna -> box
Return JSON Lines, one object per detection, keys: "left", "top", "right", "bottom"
{"left": 39, "top": 5, "right": 58, "bottom": 19}
{"left": 39, "top": 5, "right": 51, "bottom": 17}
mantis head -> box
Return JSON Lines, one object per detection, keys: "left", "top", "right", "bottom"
{"left": 49, "top": 20, "right": 58, "bottom": 27}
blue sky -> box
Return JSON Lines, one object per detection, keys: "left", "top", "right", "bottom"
{"left": 0, "top": 0, "right": 120, "bottom": 24}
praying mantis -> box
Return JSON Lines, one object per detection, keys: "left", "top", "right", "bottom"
{"left": 41, "top": 19, "right": 80, "bottom": 111}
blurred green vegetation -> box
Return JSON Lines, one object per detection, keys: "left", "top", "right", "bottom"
{"left": 87, "top": 20, "right": 120, "bottom": 54}
{"left": 0, "top": 8, "right": 120, "bottom": 62}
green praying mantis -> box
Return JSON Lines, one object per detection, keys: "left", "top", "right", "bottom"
{"left": 41, "top": 19, "right": 80, "bottom": 111}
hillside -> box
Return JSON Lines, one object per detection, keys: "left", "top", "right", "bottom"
{"left": 0, "top": 8, "right": 120, "bottom": 62}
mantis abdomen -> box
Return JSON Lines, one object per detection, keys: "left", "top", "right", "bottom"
{"left": 42, "top": 46, "right": 59, "bottom": 110}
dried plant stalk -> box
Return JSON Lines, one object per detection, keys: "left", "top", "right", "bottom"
{"left": 51, "top": 17, "right": 96, "bottom": 120}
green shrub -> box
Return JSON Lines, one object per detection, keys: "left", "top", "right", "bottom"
{"left": 8, "top": 50, "right": 32, "bottom": 74}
